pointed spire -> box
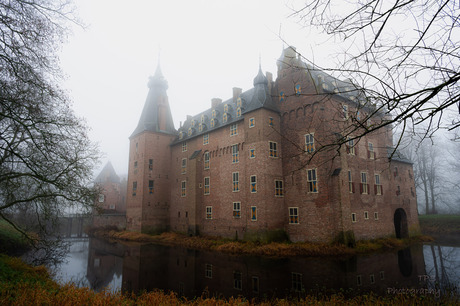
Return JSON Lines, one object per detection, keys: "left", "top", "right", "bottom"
{"left": 148, "top": 55, "right": 168, "bottom": 89}
{"left": 253, "top": 56, "right": 268, "bottom": 86}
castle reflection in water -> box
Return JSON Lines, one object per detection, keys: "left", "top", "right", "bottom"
{"left": 84, "top": 238, "right": 437, "bottom": 299}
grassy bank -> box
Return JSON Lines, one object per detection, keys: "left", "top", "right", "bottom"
{"left": 90, "top": 227, "right": 433, "bottom": 257}
{"left": 0, "top": 220, "right": 30, "bottom": 255}
{"left": 419, "top": 214, "right": 460, "bottom": 235}
{"left": 0, "top": 254, "right": 456, "bottom": 305}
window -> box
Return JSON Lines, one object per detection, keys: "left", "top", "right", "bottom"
{"left": 198, "top": 123, "right": 204, "bottom": 132}
{"left": 204, "top": 177, "right": 210, "bottom": 195}
{"left": 233, "top": 202, "right": 241, "bottom": 218}
{"left": 149, "top": 159, "right": 153, "bottom": 170}
{"left": 236, "top": 107, "right": 242, "bottom": 117}
{"left": 181, "top": 181, "right": 186, "bottom": 197}
{"left": 211, "top": 118, "right": 216, "bottom": 128}
{"left": 292, "top": 273, "right": 303, "bottom": 291}
{"left": 135, "top": 142, "right": 138, "bottom": 153}
{"left": 188, "top": 127, "right": 193, "bottom": 136}
{"left": 396, "top": 185, "right": 401, "bottom": 196}
{"left": 279, "top": 91, "right": 285, "bottom": 102}
{"left": 289, "top": 207, "right": 299, "bottom": 224}
{"left": 394, "top": 166, "right": 399, "bottom": 177}
{"left": 223, "top": 113, "right": 228, "bottom": 123}
{"left": 251, "top": 206, "right": 257, "bottom": 221}
{"left": 132, "top": 181, "right": 137, "bottom": 196}
{"left": 347, "top": 137, "right": 355, "bottom": 155}
{"left": 204, "top": 152, "right": 210, "bottom": 170}
{"left": 181, "top": 158, "right": 187, "bottom": 174}
{"left": 201, "top": 114, "right": 206, "bottom": 123}
{"left": 252, "top": 276, "right": 259, "bottom": 293}
{"left": 179, "top": 131, "right": 184, "bottom": 139}
{"left": 191, "top": 120, "right": 196, "bottom": 127}
{"left": 205, "top": 264, "right": 212, "bottom": 278}
{"left": 224, "top": 104, "right": 229, "bottom": 113}
{"left": 348, "top": 170, "right": 354, "bottom": 193}
{"left": 232, "top": 144, "right": 239, "bottom": 163}
{"left": 305, "top": 133, "right": 315, "bottom": 153}
{"left": 206, "top": 206, "right": 212, "bottom": 219}
{"left": 249, "top": 117, "right": 255, "bottom": 128}
{"left": 360, "top": 172, "right": 368, "bottom": 194}
{"left": 236, "top": 97, "right": 242, "bottom": 108}
{"left": 98, "top": 194, "right": 105, "bottom": 203}
{"left": 356, "top": 275, "right": 362, "bottom": 286}
{"left": 307, "top": 169, "right": 318, "bottom": 193}
{"left": 342, "top": 104, "right": 349, "bottom": 119}
{"left": 212, "top": 109, "right": 216, "bottom": 118}
{"left": 269, "top": 141, "right": 278, "bottom": 157}
{"left": 232, "top": 172, "right": 239, "bottom": 192}
{"left": 234, "top": 271, "right": 242, "bottom": 290}
{"left": 182, "top": 142, "right": 187, "bottom": 152}
{"left": 375, "top": 174, "right": 382, "bottom": 195}
{"left": 249, "top": 148, "right": 255, "bottom": 159}
{"left": 368, "top": 142, "right": 375, "bottom": 159}
{"left": 364, "top": 211, "right": 369, "bottom": 220}
{"left": 203, "top": 133, "right": 209, "bottom": 145}
{"left": 275, "top": 179, "right": 284, "bottom": 197}
{"left": 230, "top": 124, "right": 238, "bottom": 136}
{"left": 295, "top": 84, "right": 301, "bottom": 96}
{"left": 134, "top": 161, "right": 138, "bottom": 169}
{"left": 269, "top": 117, "right": 274, "bottom": 127}
{"left": 250, "top": 175, "right": 257, "bottom": 193}
{"left": 149, "top": 180, "right": 154, "bottom": 194}
{"left": 351, "top": 213, "right": 357, "bottom": 222}
{"left": 374, "top": 212, "right": 379, "bottom": 220}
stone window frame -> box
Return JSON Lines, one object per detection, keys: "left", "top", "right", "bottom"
{"left": 206, "top": 206, "right": 212, "bottom": 219}
{"left": 275, "top": 179, "right": 284, "bottom": 197}
{"left": 181, "top": 181, "right": 186, "bottom": 197}
{"left": 204, "top": 177, "right": 210, "bottom": 195}
{"left": 250, "top": 175, "right": 257, "bottom": 193}
{"left": 232, "top": 172, "right": 239, "bottom": 192}
{"left": 307, "top": 168, "right": 318, "bottom": 193}
{"left": 351, "top": 213, "right": 357, "bottom": 223}
{"left": 204, "top": 151, "right": 210, "bottom": 170}
{"left": 305, "top": 133, "right": 315, "bottom": 153}
{"left": 231, "top": 144, "right": 239, "bottom": 163}
{"left": 289, "top": 207, "right": 299, "bottom": 224}
{"left": 181, "top": 158, "right": 187, "bottom": 174}
{"left": 230, "top": 123, "right": 238, "bottom": 136}
{"left": 203, "top": 133, "right": 209, "bottom": 145}
{"left": 233, "top": 202, "right": 241, "bottom": 218}
{"left": 269, "top": 141, "right": 278, "bottom": 158}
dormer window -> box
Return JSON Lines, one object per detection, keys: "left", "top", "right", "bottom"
{"left": 188, "top": 128, "right": 194, "bottom": 136}
{"left": 236, "top": 107, "right": 242, "bottom": 118}
{"left": 201, "top": 114, "right": 206, "bottom": 123}
{"left": 191, "top": 120, "right": 196, "bottom": 127}
{"left": 212, "top": 110, "right": 217, "bottom": 118}
{"left": 224, "top": 104, "right": 229, "bottom": 113}
{"left": 211, "top": 118, "right": 217, "bottom": 128}
{"left": 223, "top": 113, "right": 228, "bottom": 123}
{"left": 179, "top": 131, "right": 185, "bottom": 139}
{"left": 236, "top": 97, "right": 242, "bottom": 108}
{"left": 199, "top": 123, "right": 206, "bottom": 132}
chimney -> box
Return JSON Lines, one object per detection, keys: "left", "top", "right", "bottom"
{"left": 232, "top": 87, "right": 242, "bottom": 104}
{"left": 186, "top": 115, "right": 192, "bottom": 122}
{"left": 211, "top": 98, "right": 222, "bottom": 108}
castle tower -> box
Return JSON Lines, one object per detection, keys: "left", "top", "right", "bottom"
{"left": 126, "top": 63, "right": 176, "bottom": 233}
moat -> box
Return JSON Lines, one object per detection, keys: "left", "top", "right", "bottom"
{"left": 39, "top": 238, "right": 460, "bottom": 300}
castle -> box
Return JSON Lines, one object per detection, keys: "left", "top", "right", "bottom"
{"left": 125, "top": 46, "right": 419, "bottom": 242}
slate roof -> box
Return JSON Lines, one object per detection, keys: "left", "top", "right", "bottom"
{"left": 387, "top": 147, "right": 413, "bottom": 164}
{"left": 131, "top": 64, "right": 176, "bottom": 138}
{"left": 94, "top": 161, "right": 120, "bottom": 184}
{"left": 172, "top": 65, "right": 278, "bottom": 145}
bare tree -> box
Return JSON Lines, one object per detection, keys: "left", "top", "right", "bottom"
{"left": 288, "top": 0, "right": 460, "bottom": 144}
{"left": 0, "top": 0, "right": 99, "bottom": 248}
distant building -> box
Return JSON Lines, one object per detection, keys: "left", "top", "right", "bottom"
{"left": 126, "top": 46, "right": 419, "bottom": 242}
{"left": 93, "top": 161, "right": 126, "bottom": 229}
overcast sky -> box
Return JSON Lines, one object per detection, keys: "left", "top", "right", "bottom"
{"left": 59, "top": 0, "right": 338, "bottom": 176}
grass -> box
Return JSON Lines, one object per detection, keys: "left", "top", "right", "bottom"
{"left": 89, "top": 227, "right": 433, "bottom": 258}
{"left": 0, "top": 253, "right": 457, "bottom": 305}
{"left": 418, "top": 214, "right": 460, "bottom": 235}
{"left": 0, "top": 220, "right": 31, "bottom": 254}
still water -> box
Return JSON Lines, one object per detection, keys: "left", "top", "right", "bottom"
{"left": 46, "top": 238, "right": 460, "bottom": 299}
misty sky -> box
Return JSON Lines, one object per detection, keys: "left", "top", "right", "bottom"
{"left": 60, "top": 1, "right": 339, "bottom": 176}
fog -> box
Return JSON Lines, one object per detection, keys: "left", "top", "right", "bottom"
{"left": 60, "top": 0, "right": 336, "bottom": 176}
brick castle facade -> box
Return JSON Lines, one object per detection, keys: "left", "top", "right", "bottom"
{"left": 125, "top": 46, "right": 419, "bottom": 242}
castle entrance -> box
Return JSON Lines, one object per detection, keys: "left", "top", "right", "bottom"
{"left": 394, "top": 208, "right": 409, "bottom": 239}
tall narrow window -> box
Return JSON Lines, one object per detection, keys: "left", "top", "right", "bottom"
{"left": 289, "top": 207, "right": 299, "bottom": 224}
{"left": 203, "top": 133, "right": 209, "bottom": 145}
{"left": 249, "top": 148, "right": 255, "bottom": 159}
{"left": 223, "top": 113, "right": 228, "bottom": 123}
{"left": 236, "top": 97, "right": 242, "bottom": 107}
{"left": 181, "top": 181, "right": 186, "bottom": 197}
{"left": 342, "top": 104, "right": 349, "bottom": 119}
{"left": 149, "top": 180, "right": 154, "bottom": 194}
{"left": 132, "top": 181, "right": 137, "bottom": 196}
{"left": 348, "top": 170, "right": 354, "bottom": 193}
{"left": 250, "top": 175, "right": 257, "bottom": 193}
{"left": 347, "top": 137, "right": 355, "bottom": 155}
{"left": 307, "top": 169, "right": 318, "bottom": 193}
{"left": 292, "top": 272, "right": 303, "bottom": 291}
{"left": 269, "top": 117, "right": 274, "bottom": 127}
{"left": 251, "top": 206, "right": 257, "bottom": 221}
{"left": 149, "top": 159, "right": 153, "bottom": 170}
{"left": 182, "top": 142, "right": 187, "bottom": 152}
{"left": 230, "top": 124, "right": 238, "bottom": 136}
{"left": 212, "top": 109, "right": 216, "bottom": 118}
{"left": 233, "top": 202, "right": 241, "bottom": 218}
{"left": 211, "top": 118, "right": 216, "bottom": 128}
{"left": 305, "top": 133, "right": 315, "bottom": 153}
{"left": 204, "top": 152, "right": 210, "bottom": 170}
{"left": 360, "top": 172, "right": 368, "bottom": 194}
{"left": 205, "top": 264, "right": 212, "bottom": 278}
{"left": 181, "top": 158, "right": 187, "bottom": 174}
{"left": 375, "top": 174, "right": 382, "bottom": 195}
{"left": 234, "top": 271, "right": 242, "bottom": 290}
{"left": 275, "top": 180, "right": 284, "bottom": 197}
{"left": 232, "top": 144, "right": 239, "bottom": 163}
{"left": 206, "top": 206, "right": 212, "bottom": 219}
{"left": 232, "top": 172, "right": 239, "bottom": 192}
{"left": 368, "top": 142, "right": 375, "bottom": 159}
{"left": 204, "top": 177, "right": 210, "bottom": 195}
{"left": 236, "top": 107, "right": 242, "bottom": 117}
{"left": 269, "top": 141, "right": 278, "bottom": 157}
{"left": 224, "top": 104, "right": 229, "bottom": 113}
{"left": 249, "top": 117, "right": 255, "bottom": 128}
{"left": 352, "top": 213, "right": 357, "bottom": 222}
{"left": 201, "top": 114, "right": 206, "bottom": 123}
